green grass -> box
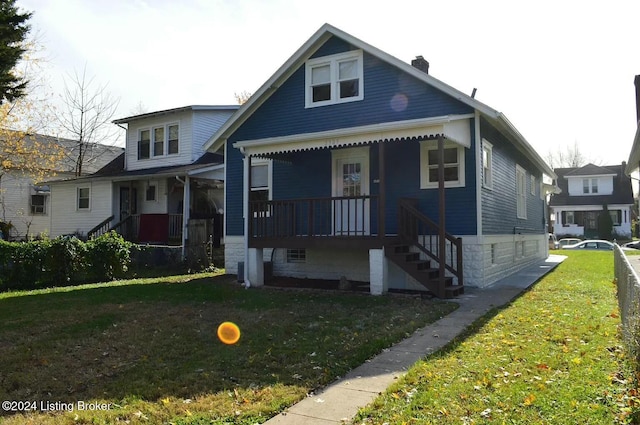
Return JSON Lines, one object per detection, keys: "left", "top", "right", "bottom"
{"left": 0, "top": 271, "right": 457, "bottom": 425}
{"left": 353, "top": 250, "right": 639, "bottom": 424}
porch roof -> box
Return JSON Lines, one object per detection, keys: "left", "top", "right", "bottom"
{"left": 233, "top": 115, "right": 472, "bottom": 157}
{"left": 48, "top": 153, "right": 224, "bottom": 183}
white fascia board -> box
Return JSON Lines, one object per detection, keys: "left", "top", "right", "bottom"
{"left": 233, "top": 115, "right": 474, "bottom": 156}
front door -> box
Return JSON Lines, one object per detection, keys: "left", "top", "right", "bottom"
{"left": 332, "top": 147, "right": 370, "bottom": 235}
{"left": 119, "top": 186, "right": 137, "bottom": 220}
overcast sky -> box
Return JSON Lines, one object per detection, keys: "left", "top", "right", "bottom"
{"left": 17, "top": 0, "right": 640, "bottom": 167}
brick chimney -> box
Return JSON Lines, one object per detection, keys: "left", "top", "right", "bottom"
{"left": 411, "top": 56, "right": 429, "bottom": 74}
{"left": 635, "top": 75, "right": 640, "bottom": 123}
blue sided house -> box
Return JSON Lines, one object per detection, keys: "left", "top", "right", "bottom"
{"left": 204, "top": 24, "right": 555, "bottom": 297}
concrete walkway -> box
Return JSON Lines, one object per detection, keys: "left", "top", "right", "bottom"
{"left": 265, "top": 255, "right": 567, "bottom": 424}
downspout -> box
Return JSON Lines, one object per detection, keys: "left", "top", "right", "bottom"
{"left": 241, "top": 147, "right": 251, "bottom": 287}
{"left": 115, "top": 123, "right": 128, "bottom": 171}
{"left": 181, "top": 175, "right": 190, "bottom": 260}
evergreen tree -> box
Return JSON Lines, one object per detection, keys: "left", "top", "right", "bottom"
{"left": 598, "top": 204, "right": 613, "bottom": 240}
{"left": 0, "top": 0, "right": 31, "bottom": 104}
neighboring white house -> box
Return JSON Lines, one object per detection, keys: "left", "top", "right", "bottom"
{"left": 0, "top": 133, "right": 123, "bottom": 240}
{"left": 549, "top": 163, "right": 633, "bottom": 239}
{"left": 47, "top": 105, "right": 238, "bottom": 248}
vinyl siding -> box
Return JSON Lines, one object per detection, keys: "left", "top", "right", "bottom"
{"left": 0, "top": 171, "right": 60, "bottom": 239}
{"left": 50, "top": 179, "right": 113, "bottom": 237}
{"left": 191, "top": 110, "right": 236, "bottom": 161}
{"left": 230, "top": 38, "right": 472, "bottom": 143}
{"left": 480, "top": 118, "right": 545, "bottom": 234}
{"left": 125, "top": 111, "right": 193, "bottom": 171}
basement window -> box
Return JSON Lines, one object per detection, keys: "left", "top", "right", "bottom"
{"left": 286, "top": 249, "right": 306, "bottom": 263}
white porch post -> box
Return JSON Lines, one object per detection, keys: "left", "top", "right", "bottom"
{"left": 181, "top": 175, "right": 190, "bottom": 260}
{"left": 242, "top": 151, "right": 250, "bottom": 286}
{"left": 247, "top": 248, "right": 264, "bottom": 286}
{"left": 369, "top": 248, "right": 388, "bottom": 295}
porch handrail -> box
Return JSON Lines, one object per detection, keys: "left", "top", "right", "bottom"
{"left": 87, "top": 215, "right": 115, "bottom": 239}
{"left": 249, "top": 195, "right": 378, "bottom": 240}
{"left": 397, "top": 198, "right": 463, "bottom": 286}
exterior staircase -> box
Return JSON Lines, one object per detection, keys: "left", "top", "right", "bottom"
{"left": 386, "top": 198, "right": 464, "bottom": 299}
{"left": 386, "top": 243, "right": 464, "bottom": 298}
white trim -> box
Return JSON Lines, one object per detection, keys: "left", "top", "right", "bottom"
{"left": 202, "top": 24, "right": 555, "bottom": 179}
{"left": 331, "top": 147, "right": 370, "bottom": 235}
{"left": 530, "top": 175, "right": 536, "bottom": 195}
{"left": 475, "top": 111, "right": 482, "bottom": 236}
{"left": 305, "top": 50, "right": 364, "bottom": 108}
{"left": 76, "top": 185, "right": 91, "bottom": 211}
{"left": 234, "top": 115, "right": 472, "bottom": 157}
{"left": 419, "top": 140, "right": 466, "bottom": 189}
{"left": 481, "top": 138, "right": 493, "bottom": 190}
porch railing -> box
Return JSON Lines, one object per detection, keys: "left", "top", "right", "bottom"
{"left": 168, "top": 214, "right": 183, "bottom": 239}
{"left": 249, "top": 195, "right": 378, "bottom": 240}
{"left": 87, "top": 215, "right": 115, "bottom": 239}
{"left": 398, "top": 198, "right": 463, "bottom": 286}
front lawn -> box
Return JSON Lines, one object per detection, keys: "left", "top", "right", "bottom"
{"left": 0, "top": 272, "right": 457, "bottom": 424}
{"left": 353, "top": 250, "right": 639, "bottom": 424}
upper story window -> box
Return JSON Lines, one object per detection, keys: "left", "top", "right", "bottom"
{"left": 305, "top": 50, "right": 364, "bottom": 108}
{"left": 582, "top": 178, "right": 598, "bottom": 194}
{"left": 138, "top": 129, "right": 150, "bottom": 159}
{"left": 420, "top": 140, "right": 465, "bottom": 189}
{"left": 482, "top": 139, "right": 493, "bottom": 189}
{"left": 138, "top": 123, "right": 179, "bottom": 159}
{"left": 516, "top": 165, "right": 527, "bottom": 219}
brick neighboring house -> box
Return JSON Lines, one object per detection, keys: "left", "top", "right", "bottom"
{"left": 549, "top": 163, "right": 633, "bottom": 239}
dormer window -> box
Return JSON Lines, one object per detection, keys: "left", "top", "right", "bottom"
{"left": 305, "top": 50, "right": 363, "bottom": 108}
{"left": 138, "top": 123, "right": 179, "bottom": 159}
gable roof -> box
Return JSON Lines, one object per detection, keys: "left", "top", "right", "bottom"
{"left": 203, "top": 23, "right": 554, "bottom": 178}
{"left": 549, "top": 163, "right": 633, "bottom": 207}
{"left": 4, "top": 132, "right": 124, "bottom": 175}
{"left": 564, "top": 163, "right": 617, "bottom": 177}
{"left": 112, "top": 105, "right": 239, "bottom": 125}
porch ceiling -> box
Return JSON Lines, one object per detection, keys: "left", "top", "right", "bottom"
{"left": 234, "top": 115, "right": 472, "bottom": 157}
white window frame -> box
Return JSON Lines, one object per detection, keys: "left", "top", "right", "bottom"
{"left": 305, "top": 50, "right": 364, "bottom": 108}
{"left": 516, "top": 165, "right": 527, "bottom": 219}
{"left": 420, "top": 140, "right": 465, "bottom": 189}
{"left": 77, "top": 186, "right": 91, "bottom": 211}
{"left": 286, "top": 249, "right": 307, "bottom": 263}
{"left": 138, "top": 122, "right": 179, "bottom": 159}
{"left": 30, "top": 194, "right": 47, "bottom": 215}
{"left": 152, "top": 126, "right": 165, "bottom": 157}
{"left": 138, "top": 129, "right": 150, "bottom": 160}
{"left": 591, "top": 178, "right": 598, "bottom": 194}
{"left": 250, "top": 159, "right": 272, "bottom": 217}
{"left": 482, "top": 139, "right": 493, "bottom": 189}
{"left": 145, "top": 182, "right": 157, "bottom": 202}
{"left": 530, "top": 175, "right": 536, "bottom": 195}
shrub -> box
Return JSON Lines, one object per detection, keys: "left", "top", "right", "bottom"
{"left": 86, "top": 232, "right": 132, "bottom": 281}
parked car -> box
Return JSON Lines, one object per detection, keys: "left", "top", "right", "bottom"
{"left": 548, "top": 234, "right": 559, "bottom": 249}
{"left": 562, "top": 239, "right": 614, "bottom": 250}
{"left": 558, "top": 238, "right": 581, "bottom": 248}
{"left": 623, "top": 241, "right": 640, "bottom": 250}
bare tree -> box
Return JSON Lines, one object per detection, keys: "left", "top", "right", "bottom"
{"left": 234, "top": 90, "right": 252, "bottom": 105}
{"left": 57, "top": 66, "right": 120, "bottom": 176}
{"left": 545, "top": 141, "right": 596, "bottom": 169}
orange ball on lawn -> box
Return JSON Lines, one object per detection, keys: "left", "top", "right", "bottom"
{"left": 217, "top": 321, "right": 241, "bottom": 345}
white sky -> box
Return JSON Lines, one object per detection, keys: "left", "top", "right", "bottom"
{"left": 17, "top": 0, "right": 640, "bottom": 166}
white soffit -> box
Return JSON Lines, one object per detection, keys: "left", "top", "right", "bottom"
{"left": 234, "top": 116, "right": 472, "bottom": 156}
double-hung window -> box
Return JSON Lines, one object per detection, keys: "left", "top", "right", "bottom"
{"left": 153, "top": 127, "right": 164, "bottom": 157}
{"left": 30, "top": 195, "right": 46, "bottom": 215}
{"left": 168, "top": 124, "right": 179, "bottom": 154}
{"left": 138, "top": 129, "right": 150, "bottom": 159}
{"left": 250, "top": 160, "right": 271, "bottom": 215}
{"left": 305, "top": 50, "right": 363, "bottom": 108}
{"left": 77, "top": 187, "right": 90, "bottom": 210}
{"left": 516, "top": 165, "right": 527, "bottom": 219}
{"left": 420, "top": 140, "right": 465, "bottom": 189}
{"left": 482, "top": 139, "right": 493, "bottom": 189}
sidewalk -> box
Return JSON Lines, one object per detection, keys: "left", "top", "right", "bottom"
{"left": 266, "top": 255, "right": 567, "bottom": 424}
